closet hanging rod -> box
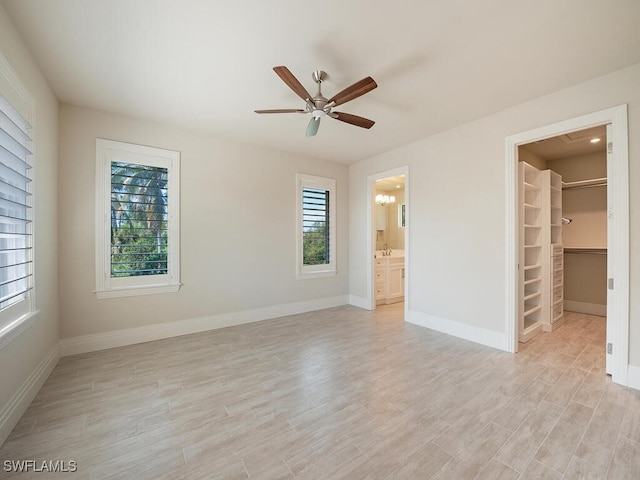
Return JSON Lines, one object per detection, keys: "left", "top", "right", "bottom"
{"left": 562, "top": 177, "right": 607, "bottom": 190}
{"left": 564, "top": 248, "right": 607, "bottom": 255}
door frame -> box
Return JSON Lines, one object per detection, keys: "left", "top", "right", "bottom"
{"left": 504, "top": 104, "right": 629, "bottom": 386}
{"left": 366, "top": 166, "right": 409, "bottom": 317}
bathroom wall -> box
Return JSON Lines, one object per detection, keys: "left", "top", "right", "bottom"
{"left": 375, "top": 188, "right": 405, "bottom": 250}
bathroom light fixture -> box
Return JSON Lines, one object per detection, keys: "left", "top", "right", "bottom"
{"left": 590, "top": 138, "right": 601, "bottom": 143}
{"left": 376, "top": 194, "right": 395, "bottom": 206}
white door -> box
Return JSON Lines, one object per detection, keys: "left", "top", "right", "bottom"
{"left": 605, "top": 123, "right": 613, "bottom": 375}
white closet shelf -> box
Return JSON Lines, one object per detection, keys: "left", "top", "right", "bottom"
{"left": 524, "top": 203, "right": 541, "bottom": 210}
{"left": 524, "top": 278, "right": 541, "bottom": 286}
{"left": 524, "top": 264, "right": 542, "bottom": 271}
{"left": 525, "top": 224, "right": 542, "bottom": 229}
{"left": 523, "top": 304, "right": 542, "bottom": 317}
{"left": 524, "top": 291, "right": 541, "bottom": 301}
{"left": 524, "top": 244, "right": 542, "bottom": 249}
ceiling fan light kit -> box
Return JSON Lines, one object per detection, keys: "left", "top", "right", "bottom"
{"left": 255, "top": 66, "right": 377, "bottom": 137}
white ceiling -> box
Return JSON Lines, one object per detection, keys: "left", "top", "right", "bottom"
{"left": 3, "top": 0, "right": 640, "bottom": 164}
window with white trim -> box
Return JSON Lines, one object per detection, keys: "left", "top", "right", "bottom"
{"left": 95, "top": 139, "right": 180, "bottom": 298}
{"left": 0, "top": 89, "right": 34, "bottom": 340}
{"left": 296, "top": 173, "right": 336, "bottom": 279}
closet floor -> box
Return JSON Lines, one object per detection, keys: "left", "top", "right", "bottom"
{"left": 1, "top": 306, "right": 638, "bottom": 479}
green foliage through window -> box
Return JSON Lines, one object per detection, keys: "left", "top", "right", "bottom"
{"left": 110, "top": 162, "right": 168, "bottom": 277}
{"left": 302, "top": 187, "right": 329, "bottom": 265}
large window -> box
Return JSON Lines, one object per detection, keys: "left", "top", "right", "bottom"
{"left": 95, "top": 139, "right": 180, "bottom": 298}
{"left": 296, "top": 173, "right": 336, "bottom": 279}
{"left": 0, "top": 88, "right": 34, "bottom": 343}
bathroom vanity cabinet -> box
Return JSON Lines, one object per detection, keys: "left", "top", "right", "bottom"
{"left": 375, "top": 254, "right": 405, "bottom": 305}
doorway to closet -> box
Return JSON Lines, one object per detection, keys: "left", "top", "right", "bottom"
{"left": 367, "top": 167, "right": 409, "bottom": 318}
{"left": 506, "top": 104, "right": 630, "bottom": 387}
{"left": 517, "top": 125, "right": 608, "bottom": 372}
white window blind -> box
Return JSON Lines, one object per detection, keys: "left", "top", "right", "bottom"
{"left": 110, "top": 162, "right": 169, "bottom": 277}
{"left": 302, "top": 187, "right": 330, "bottom": 266}
{"left": 0, "top": 92, "right": 32, "bottom": 312}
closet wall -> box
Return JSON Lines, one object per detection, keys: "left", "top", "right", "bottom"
{"left": 547, "top": 152, "right": 607, "bottom": 315}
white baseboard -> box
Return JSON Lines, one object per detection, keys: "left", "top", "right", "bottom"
{"left": 0, "top": 341, "right": 60, "bottom": 446}
{"left": 564, "top": 300, "right": 607, "bottom": 316}
{"left": 61, "top": 295, "right": 350, "bottom": 356}
{"left": 627, "top": 364, "right": 640, "bottom": 391}
{"left": 348, "top": 295, "right": 372, "bottom": 310}
{"left": 407, "top": 310, "right": 508, "bottom": 352}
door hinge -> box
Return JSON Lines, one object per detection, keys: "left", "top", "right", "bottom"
{"left": 607, "top": 142, "right": 613, "bottom": 154}
{"left": 608, "top": 278, "right": 614, "bottom": 290}
{"left": 607, "top": 343, "right": 613, "bottom": 355}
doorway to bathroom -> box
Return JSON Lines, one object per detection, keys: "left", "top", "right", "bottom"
{"left": 367, "top": 167, "right": 409, "bottom": 317}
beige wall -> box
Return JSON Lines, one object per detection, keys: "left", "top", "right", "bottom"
{"left": 564, "top": 253, "right": 607, "bottom": 306}
{"left": 549, "top": 152, "right": 607, "bottom": 248}
{"left": 349, "top": 62, "right": 640, "bottom": 366}
{"left": 0, "top": 4, "right": 59, "bottom": 421}
{"left": 58, "top": 104, "right": 349, "bottom": 339}
{"left": 518, "top": 147, "right": 547, "bottom": 170}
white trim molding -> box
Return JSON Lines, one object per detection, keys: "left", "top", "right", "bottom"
{"left": 504, "top": 104, "right": 630, "bottom": 387}
{"left": 0, "top": 341, "right": 60, "bottom": 445}
{"left": 563, "top": 301, "right": 607, "bottom": 317}
{"left": 0, "top": 310, "right": 39, "bottom": 351}
{"left": 407, "top": 309, "right": 507, "bottom": 352}
{"left": 628, "top": 364, "right": 640, "bottom": 391}
{"left": 61, "top": 295, "right": 349, "bottom": 356}
{"left": 348, "top": 295, "right": 370, "bottom": 310}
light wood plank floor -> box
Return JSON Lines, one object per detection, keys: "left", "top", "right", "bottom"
{"left": 1, "top": 305, "right": 639, "bottom": 479}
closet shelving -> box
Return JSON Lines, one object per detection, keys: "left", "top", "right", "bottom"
{"left": 519, "top": 164, "right": 564, "bottom": 343}
{"left": 540, "top": 170, "right": 564, "bottom": 332}
{"left": 519, "top": 162, "right": 544, "bottom": 342}
{"left": 546, "top": 170, "right": 564, "bottom": 329}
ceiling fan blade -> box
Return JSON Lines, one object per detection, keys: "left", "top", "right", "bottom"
{"left": 333, "top": 111, "right": 375, "bottom": 129}
{"left": 273, "top": 66, "right": 313, "bottom": 102}
{"left": 254, "top": 109, "right": 305, "bottom": 114}
{"left": 306, "top": 117, "right": 321, "bottom": 137}
{"left": 328, "top": 77, "right": 377, "bottom": 106}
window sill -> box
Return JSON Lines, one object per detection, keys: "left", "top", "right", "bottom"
{"left": 296, "top": 270, "right": 337, "bottom": 280}
{"left": 0, "top": 310, "right": 39, "bottom": 351}
{"left": 95, "top": 283, "right": 181, "bottom": 299}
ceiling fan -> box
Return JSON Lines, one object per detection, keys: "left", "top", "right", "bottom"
{"left": 255, "top": 66, "right": 377, "bottom": 137}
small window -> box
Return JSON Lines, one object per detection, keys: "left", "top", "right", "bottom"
{"left": 296, "top": 173, "right": 336, "bottom": 279}
{"left": 95, "top": 139, "right": 180, "bottom": 298}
